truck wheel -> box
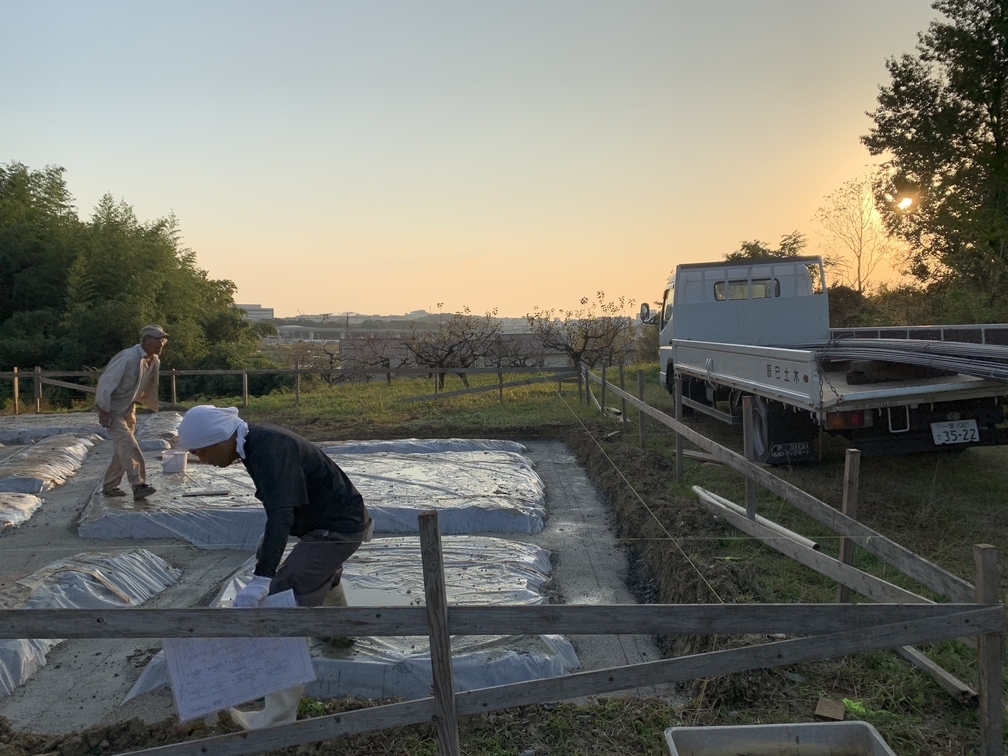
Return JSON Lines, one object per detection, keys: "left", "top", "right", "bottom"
{"left": 748, "top": 397, "right": 772, "bottom": 463}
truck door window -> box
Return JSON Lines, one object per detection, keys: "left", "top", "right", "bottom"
{"left": 661, "top": 288, "right": 673, "bottom": 327}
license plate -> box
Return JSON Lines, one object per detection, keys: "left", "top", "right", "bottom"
{"left": 930, "top": 419, "right": 979, "bottom": 445}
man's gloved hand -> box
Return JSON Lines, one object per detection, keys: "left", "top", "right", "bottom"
{"left": 233, "top": 575, "right": 272, "bottom": 608}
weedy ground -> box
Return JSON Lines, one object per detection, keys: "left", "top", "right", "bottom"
{"left": 3, "top": 365, "right": 1006, "bottom": 755}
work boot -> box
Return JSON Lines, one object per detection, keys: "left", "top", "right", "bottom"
{"left": 319, "top": 583, "right": 355, "bottom": 648}
{"left": 132, "top": 483, "right": 157, "bottom": 500}
{"left": 102, "top": 486, "right": 127, "bottom": 497}
{"left": 229, "top": 684, "right": 304, "bottom": 730}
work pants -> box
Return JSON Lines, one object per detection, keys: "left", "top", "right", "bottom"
{"left": 103, "top": 406, "right": 145, "bottom": 490}
{"left": 263, "top": 529, "right": 369, "bottom": 607}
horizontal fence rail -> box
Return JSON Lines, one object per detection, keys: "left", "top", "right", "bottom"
{"left": 0, "top": 365, "right": 577, "bottom": 413}
{"left": 0, "top": 602, "right": 991, "bottom": 640}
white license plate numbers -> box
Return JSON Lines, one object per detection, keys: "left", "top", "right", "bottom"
{"left": 930, "top": 419, "right": 979, "bottom": 445}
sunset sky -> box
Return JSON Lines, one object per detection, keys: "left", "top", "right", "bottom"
{"left": 4, "top": 1, "right": 938, "bottom": 317}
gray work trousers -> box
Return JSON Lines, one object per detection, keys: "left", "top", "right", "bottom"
{"left": 103, "top": 406, "right": 145, "bottom": 490}
{"left": 262, "top": 530, "right": 367, "bottom": 608}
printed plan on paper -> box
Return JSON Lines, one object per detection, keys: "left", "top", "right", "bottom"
{"left": 162, "top": 590, "right": 315, "bottom": 721}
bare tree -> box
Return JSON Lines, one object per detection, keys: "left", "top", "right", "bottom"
{"left": 813, "top": 170, "right": 903, "bottom": 293}
{"left": 485, "top": 333, "right": 544, "bottom": 369}
{"left": 404, "top": 307, "right": 501, "bottom": 388}
{"left": 340, "top": 333, "right": 411, "bottom": 384}
{"left": 526, "top": 291, "right": 635, "bottom": 369}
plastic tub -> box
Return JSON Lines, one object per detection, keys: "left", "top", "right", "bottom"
{"left": 664, "top": 721, "right": 896, "bottom": 756}
{"left": 161, "top": 449, "right": 188, "bottom": 474}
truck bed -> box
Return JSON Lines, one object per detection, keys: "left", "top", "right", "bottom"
{"left": 673, "top": 339, "right": 1008, "bottom": 415}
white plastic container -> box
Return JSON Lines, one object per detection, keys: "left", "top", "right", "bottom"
{"left": 664, "top": 721, "right": 897, "bottom": 756}
{"left": 161, "top": 449, "right": 188, "bottom": 474}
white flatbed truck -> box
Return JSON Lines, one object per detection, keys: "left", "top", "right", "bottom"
{"left": 640, "top": 256, "right": 1008, "bottom": 463}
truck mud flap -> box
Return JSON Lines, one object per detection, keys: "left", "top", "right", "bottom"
{"left": 755, "top": 401, "right": 817, "bottom": 465}
{"left": 767, "top": 440, "right": 816, "bottom": 464}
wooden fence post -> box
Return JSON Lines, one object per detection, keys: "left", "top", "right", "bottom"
{"left": 170, "top": 369, "right": 177, "bottom": 405}
{"left": 600, "top": 364, "right": 607, "bottom": 416}
{"left": 34, "top": 366, "right": 41, "bottom": 414}
{"left": 295, "top": 360, "right": 301, "bottom": 406}
{"left": 637, "top": 370, "right": 645, "bottom": 448}
{"left": 577, "top": 366, "right": 583, "bottom": 404}
{"left": 619, "top": 364, "right": 627, "bottom": 431}
{"left": 12, "top": 367, "right": 18, "bottom": 416}
{"left": 742, "top": 396, "right": 756, "bottom": 520}
{"left": 498, "top": 371, "right": 503, "bottom": 403}
{"left": 674, "top": 374, "right": 683, "bottom": 483}
{"left": 836, "top": 449, "right": 862, "bottom": 603}
{"left": 974, "top": 544, "right": 1004, "bottom": 756}
{"left": 418, "top": 510, "right": 461, "bottom": 756}
{"left": 242, "top": 371, "right": 249, "bottom": 408}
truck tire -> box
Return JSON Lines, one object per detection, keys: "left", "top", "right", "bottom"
{"left": 748, "top": 397, "right": 817, "bottom": 465}
{"left": 749, "top": 397, "right": 772, "bottom": 463}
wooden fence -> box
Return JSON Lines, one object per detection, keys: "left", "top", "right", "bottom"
{"left": 0, "top": 365, "right": 577, "bottom": 413}
{"left": 0, "top": 509, "right": 1002, "bottom": 756}
{"left": 583, "top": 363, "right": 1006, "bottom": 755}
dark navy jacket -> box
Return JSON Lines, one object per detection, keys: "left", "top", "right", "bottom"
{"left": 242, "top": 423, "right": 369, "bottom": 577}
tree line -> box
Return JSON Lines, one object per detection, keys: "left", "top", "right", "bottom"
{"left": 727, "top": 0, "right": 1007, "bottom": 327}
{"left": 0, "top": 162, "right": 280, "bottom": 405}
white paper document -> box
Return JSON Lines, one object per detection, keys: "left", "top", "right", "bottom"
{"left": 163, "top": 590, "right": 316, "bottom": 722}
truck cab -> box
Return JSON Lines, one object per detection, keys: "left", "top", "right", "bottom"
{"left": 646, "top": 257, "right": 829, "bottom": 394}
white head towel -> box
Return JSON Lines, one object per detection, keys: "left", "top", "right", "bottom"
{"left": 176, "top": 405, "right": 250, "bottom": 458}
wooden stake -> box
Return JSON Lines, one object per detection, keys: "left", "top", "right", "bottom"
{"left": 12, "top": 366, "right": 18, "bottom": 415}
{"left": 418, "top": 511, "right": 461, "bottom": 756}
{"left": 170, "top": 368, "right": 177, "bottom": 405}
{"left": 674, "top": 374, "right": 683, "bottom": 483}
{"left": 619, "top": 364, "right": 627, "bottom": 430}
{"left": 742, "top": 396, "right": 756, "bottom": 519}
{"left": 836, "top": 449, "right": 861, "bottom": 603}
{"left": 974, "top": 544, "right": 1003, "bottom": 756}
{"left": 637, "top": 370, "right": 645, "bottom": 449}
{"left": 34, "top": 366, "right": 41, "bottom": 414}
{"left": 242, "top": 371, "right": 249, "bottom": 407}
{"left": 600, "top": 364, "right": 607, "bottom": 416}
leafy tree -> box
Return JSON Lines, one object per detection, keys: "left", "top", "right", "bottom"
{"left": 526, "top": 292, "right": 635, "bottom": 369}
{"left": 0, "top": 161, "right": 278, "bottom": 405}
{"left": 723, "top": 231, "right": 807, "bottom": 261}
{"left": 862, "top": 0, "right": 1008, "bottom": 306}
{"left": 0, "top": 163, "right": 83, "bottom": 367}
{"left": 813, "top": 170, "right": 904, "bottom": 293}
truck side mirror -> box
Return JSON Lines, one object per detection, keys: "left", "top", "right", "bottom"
{"left": 640, "top": 303, "right": 655, "bottom": 325}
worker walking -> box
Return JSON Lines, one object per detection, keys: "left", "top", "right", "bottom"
{"left": 176, "top": 404, "right": 374, "bottom": 729}
{"left": 95, "top": 324, "right": 167, "bottom": 500}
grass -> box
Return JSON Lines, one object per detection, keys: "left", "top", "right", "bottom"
{"left": 190, "top": 371, "right": 598, "bottom": 440}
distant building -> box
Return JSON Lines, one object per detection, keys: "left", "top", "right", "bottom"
{"left": 234, "top": 303, "right": 275, "bottom": 321}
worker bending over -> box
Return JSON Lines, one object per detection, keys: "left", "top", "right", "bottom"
{"left": 176, "top": 404, "right": 373, "bottom": 728}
